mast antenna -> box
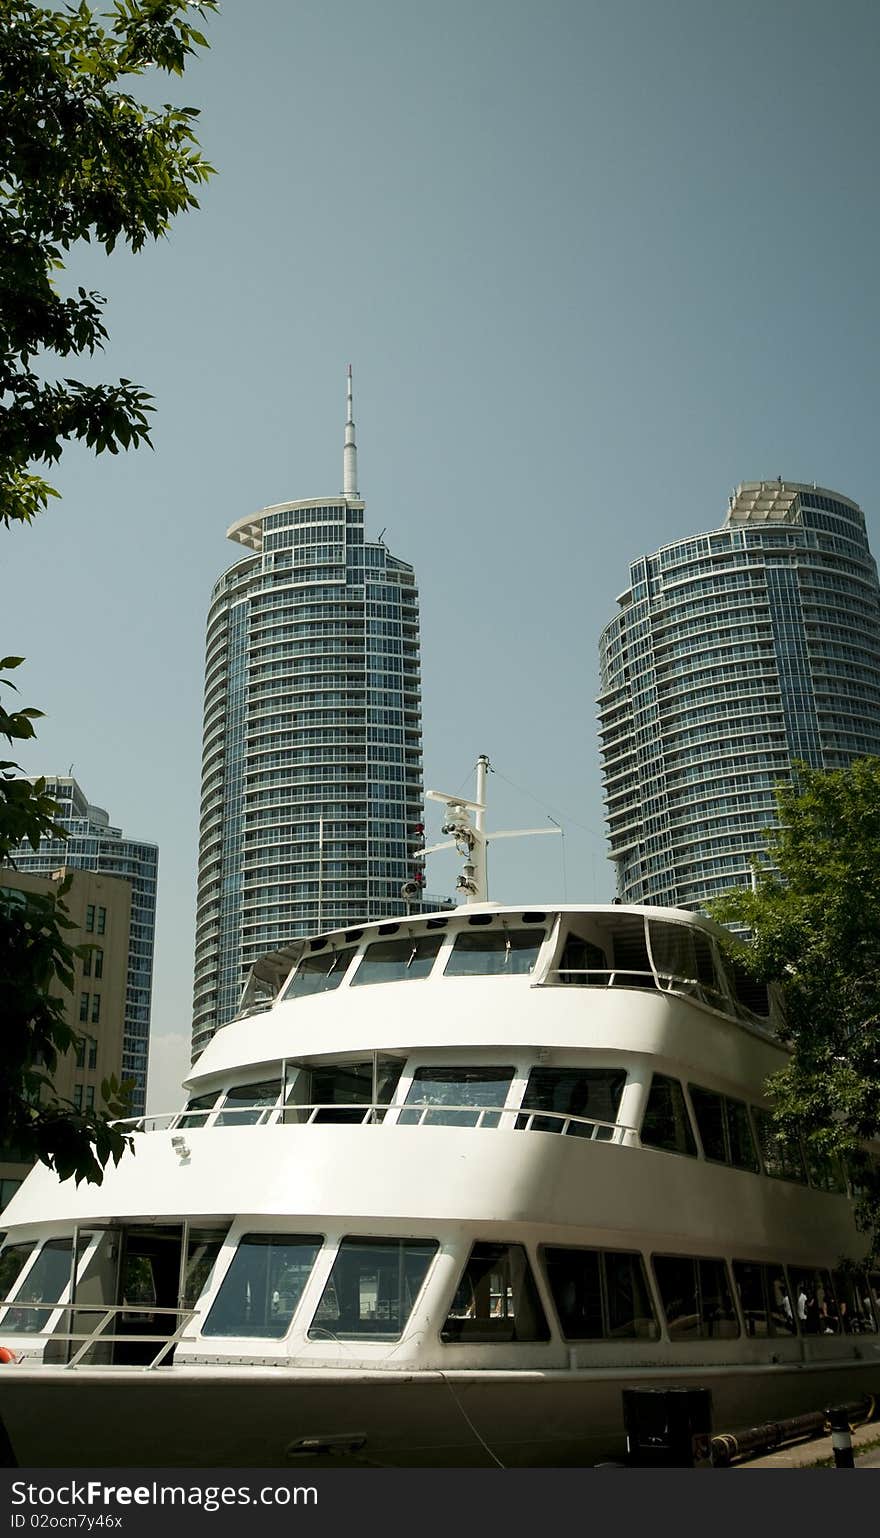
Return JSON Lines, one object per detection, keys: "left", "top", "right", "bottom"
{"left": 416, "top": 753, "right": 561, "bottom": 903}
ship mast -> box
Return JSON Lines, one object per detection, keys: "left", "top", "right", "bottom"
{"left": 417, "top": 753, "right": 560, "bottom": 903}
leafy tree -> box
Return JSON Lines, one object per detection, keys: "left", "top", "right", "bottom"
{"left": 1, "top": 0, "right": 215, "bottom": 1184}
{"left": 712, "top": 757, "right": 880, "bottom": 1260}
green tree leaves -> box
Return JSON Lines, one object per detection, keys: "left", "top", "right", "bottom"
{"left": 0, "top": 0, "right": 216, "bottom": 527}
{"left": 712, "top": 758, "right": 880, "bottom": 1259}
{"left": 1, "top": 2, "right": 214, "bottom": 1186}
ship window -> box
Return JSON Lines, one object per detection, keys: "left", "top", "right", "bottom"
{"left": 868, "top": 1274, "right": 880, "bottom": 1330}
{"left": 844, "top": 1148, "right": 880, "bottom": 1200}
{"left": 641, "top": 1075, "right": 697, "bottom": 1157}
{"left": 285, "top": 1061, "right": 402, "bottom": 1124}
{"left": 831, "top": 1270, "right": 878, "bottom": 1335}
{"left": 307, "top": 1237, "right": 438, "bottom": 1341}
{"left": 557, "top": 934, "right": 607, "bottom": 985}
{"left": 609, "top": 920, "right": 653, "bottom": 988}
{"left": 397, "top": 1067, "right": 514, "bottom": 1128}
{"left": 652, "top": 1255, "right": 739, "bottom": 1340}
{"left": 442, "top": 1242, "right": 550, "bottom": 1343}
{"left": 175, "top": 1091, "right": 220, "bottom": 1129}
{"left": 351, "top": 935, "right": 442, "bottom": 986}
{"left": 202, "top": 1233, "right": 322, "bottom": 1338}
{"left": 789, "top": 1267, "right": 838, "bottom": 1334}
{"left": 516, "top": 1068, "right": 625, "bottom": 1137}
{"left": 444, "top": 930, "right": 543, "bottom": 977}
{"left": 648, "top": 921, "right": 723, "bottom": 1005}
{"left": 728, "top": 958, "right": 771, "bottom": 1018}
{"left": 0, "top": 1238, "right": 74, "bottom": 1334}
{"left": 0, "top": 1242, "right": 36, "bottom": 1306}
{"left": 543, "top": 1246, "right": 658, "bottom": 1340}
{"left": 802, "top": 1143, "right": 847, "bottom": 1194}
{"left": 688, "top": 1086, "right": 759, "bottom": 1172}
{"left": 283, "top": 947, "right": 355, "bottom": 1000}
{"left": 751, "top": 1109, "right": 807, "bottom": 1183}
{"left": 732, "top": 1261, "right": 796, "bottom": 1337}
{"left": 214, "top": 1079, "right": 282, "bottom": 1127}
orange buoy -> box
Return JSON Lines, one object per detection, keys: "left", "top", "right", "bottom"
{"left": 0, "top": 1346, "right": 16, "bottom": 1364}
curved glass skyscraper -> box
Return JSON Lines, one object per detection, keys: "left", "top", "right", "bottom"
{"left": 598, "top": 480, "right": 880, "bottom": 909}
{"left": 192, "top": 374, "right": 424, "bottom": 1054}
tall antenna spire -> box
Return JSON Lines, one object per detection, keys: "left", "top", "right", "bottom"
{"left": 343, "top": 364, "right": 358, "bottom": 498}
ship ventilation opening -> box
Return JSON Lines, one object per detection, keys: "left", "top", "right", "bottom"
{"left": 108, "top": 1224, "right": 227, "bottom": 1365}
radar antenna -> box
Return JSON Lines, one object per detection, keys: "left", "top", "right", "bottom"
{"left": 414, "top": 754, "right": 561, "bottom": 903}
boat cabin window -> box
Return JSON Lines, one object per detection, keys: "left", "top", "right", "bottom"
{"left": 442, "top": 1242, "right": 550, "bottom": 1343}
{"left": 202, "top": 1233, "right": 322, "bottom": 1338}
{"left": 285, "top": 1061, "right": 403, "bottom": 1124}
{"left": 751, "top": 1109, "right": 807, "bottom": 1184}
{"left": 609, "top": 918, "right": 653, "bottom": 988}
{"left": 542, "top": 1246, "right": 659, "bottom": 1341}
{"left": 0, "top": 1238, "right": 74, "bottom": 1333}
{"left": 557, "top": 934, "right": 607, "bottom": 984}
{"left": 283, "top": 947, "right": 356, "bottom": 1000}
{"left": 789, "top": 1267, "right": 838, "bottom": 1334}
{"left": 688, "top": 1085, "right": 759, "bottom": 1172}
{"left": 831, "top": 1270, "right": 878, "bottom": 1335}
{"left": 397, "top": 1067, "right": 514, "bottom": 1128}
{"left": 728, "top": 959, "right": 771, "bottom": 1019}
{"left": 0, "top": 1241, "right": 36, "bottom": 1305}
{"left": 802, "top": 1143, "right": 848, "bottom": 1194}
{"left": 214, "top": 1080, "right": 282, "bottom": 1127}
{"left": 641, "top": 1075, "right": 697, "bottom": 1157}
{"left": 176, "top": 1091, "right": 221, "bottom": 1129}
{"left": 516, "top": 1068, "right": 626, "bottom": 1137}
{"left": 443, "top": 929, "right": 543, "bottom": 977}
{"left": 351, "top": 935, "right": 443, "bottom": 986}
{"left": 732, "top": 1261, "right": 796, "bottom": 1337}
{"left": 652, "top": 1255, "right": 739, "bottom": 1340}
{"left": 307, "top": 1238, "right": 438, "bottom": 1342}
{"left": 648, "top": 921, "right": 725, "bottom": 1005}
{"left": 844, "top": 1148, "right": 880, "bottom": 1200}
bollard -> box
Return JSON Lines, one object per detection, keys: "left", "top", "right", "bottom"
{"left": 826, "top": 1404, "right": 855, "bottom": 1468}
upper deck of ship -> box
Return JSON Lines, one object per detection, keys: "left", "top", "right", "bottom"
{"left": 186, "top": 900, "right": 782, "bottom": 1091}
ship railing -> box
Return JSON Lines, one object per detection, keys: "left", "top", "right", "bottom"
{"left": 0, "top": 1300, "right": 198, "bottom": 1370}
{"left": 114, "top": 1104, "right": 636, "bottom": 1140}
{"left": 543, "top": 966, "right": 730, "bottom": 1010}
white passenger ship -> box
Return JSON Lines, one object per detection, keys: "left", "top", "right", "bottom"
{"left": 1, "top": 769, "right": 879, "bottom": 1467}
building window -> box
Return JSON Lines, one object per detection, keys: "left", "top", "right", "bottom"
{"left": 75, "top": 1038, "right": 85, "bottom": 1069}
{"left": 82, "top": 950, "right": 91, "bottom": 978}
{"left": 79, "top": 993, "right": 89, "bottom": 1023}
{"left": 96, "top": 907, "right": 106, "bottom": 935}
{"left": 88, "top": 1039, "right": 97, "bottom": 1071}
{"left": 90, "top": 994, "right": 101, "bottom": 1024}
{"left": 93, "top": 949, "right": 104, "bottom": 980}
{"left": 73, "top": 1084, "right": 83, "bottom": 1110}
{"left": 85, "top": 905, "right": 95, "bottom": 933}
{"left": 85, "top": 1086, "right": 95, "bottom": 1111}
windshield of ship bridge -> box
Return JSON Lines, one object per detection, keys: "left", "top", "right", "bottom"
{"left": 397, "top": 1067, "right": 514, "bottom": 1127}
{"left": 444, "top": 929, "right": 543, "bottom": 976}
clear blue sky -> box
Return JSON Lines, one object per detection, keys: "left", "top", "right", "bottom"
{"left": 6, "top": 0, "right": 880, "bottom": 1109}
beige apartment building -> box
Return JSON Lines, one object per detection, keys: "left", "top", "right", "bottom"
{"left": 0, "top": 865, "right": 131, "bottom": 1213}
